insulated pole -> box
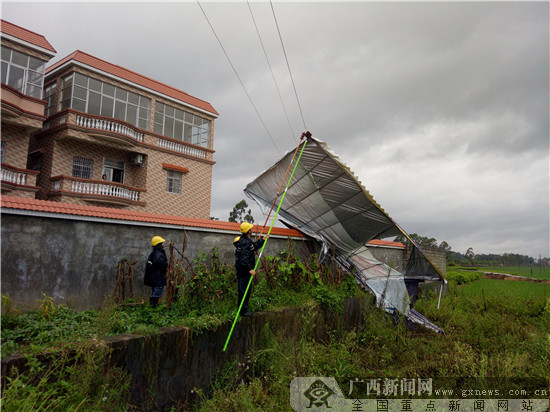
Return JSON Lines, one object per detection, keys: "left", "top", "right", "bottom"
{"left": 223, "top": 136, "right": 308, "bottom": 352}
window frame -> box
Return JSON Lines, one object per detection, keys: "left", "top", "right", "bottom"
{"left": 166, "top": 170, "right": 182, "bottom": 194}
{"left": 60, "top": 72, "right": 151, "bottom": 129}
{"left": 154, "top": 102, "right": 211, "bottom": 149}
{"left": 0, "top": 46, "right": 46, "bottom": 99}
{"left": 72, "top": 156, "right": 94, "bottom": 179}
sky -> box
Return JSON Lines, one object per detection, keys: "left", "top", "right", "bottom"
{"left": 2, "top": 1, "right": 548, "bottom": 258}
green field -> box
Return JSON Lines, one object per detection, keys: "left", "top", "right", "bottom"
{"left": 477, "top": 265, "right": 550, "bottom": 280}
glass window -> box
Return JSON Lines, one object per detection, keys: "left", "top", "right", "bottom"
{"left": 73, "top": 85, "right": 87, "bottom": 100}
{"left": 7, "top": 66, "right": 24, "bottom": 91}
{"left": 126, "top": 104, "right": 137, "bottom": 126}
{"left": 1, "top": 46, "right": 46, "bottom": 98}
{"left": 165, "top": 105, "right": 174, "bottom": 117}
{"left": 165, "top": 117, "right": 174, "bottom": 138}
{"left": 89, "top": 78, "right": 102, "bottom": 92}
{"left": 167, "top": 170, "right": 182, "bottom": 194}
{"left": 73, "top": 98, "right": 86, "bottom": 112}
{"left": 1, "top": 61, "right": 7, "bottom": 84}
{"left": 114, "top": 100, "right": 126, "bottom": 120}
{"left": 184, "top": 124, "right": 192, "bottom": 143}
{"left": 72, "top": 156, "right": 93, "bottom": 179}
{"left": 174, "top": 120, "right": 183, "bottom": 140}
{"left": 44, "top": 83, "right": 57, "bottom": 116}
{"left": 128, "top": 92, "right": 139, "bottom": 105}
{"left": 115, "top": 88, "right": 127, "bottom": 100}
{"left": 1, "top": 46, "right": 11, "bottom": 61}
{"left": 101, "top": 95, "right": 114, "bottom": 117}
{"left": 75, "top": 73, "right": 87, "bottom": 87}
{"left": 140, "top": 96, "right": 151, "bottom": 108}
{"left": 1, "top": 141, "right": 6, "bottom": 164}
{"left": 103, "top": 83, "right": 115, "bottom": 96}
{"left": 11, "top": 50, "right": 28, "bottom": 67}
{"left": 175, "top": 108, "right": 184, "bottom": 120}
{"left": 88, "top": 92, "right": 101, "bottom": 115}
{"left": 29, "top": 56, "right": 44, "bottom": 71}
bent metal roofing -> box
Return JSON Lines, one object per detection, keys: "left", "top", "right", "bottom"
{"left": 46, "top": 50, "right": 218, "bottom": 117}
{"left": 0, "top": 19, "right": 56, "bottom": 54}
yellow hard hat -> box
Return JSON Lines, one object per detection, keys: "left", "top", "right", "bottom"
{"left": 239, "top": 222, "right": 254, "bottom": 234}
{"left": 151, "top": 236, "right": 165, "bottom": 246}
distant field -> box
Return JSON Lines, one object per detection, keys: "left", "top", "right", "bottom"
{"left": 457, "top": 277, "right": 550, "bottom": 299}
{"left": 477, "top": 265, "right": 550, "bottom": 280}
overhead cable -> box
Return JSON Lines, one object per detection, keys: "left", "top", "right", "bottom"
{"left": 197, "top": 1, "right": 282, "bottom": 156}
{"left": 269, "top": 0, "right": 308, "bottom": 132}
{"left": 247, "top": 1, "right": 297, "bottom": 145}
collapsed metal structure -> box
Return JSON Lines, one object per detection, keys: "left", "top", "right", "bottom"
{"left": 245, "top": 135, "right": 445, "bottom": 333}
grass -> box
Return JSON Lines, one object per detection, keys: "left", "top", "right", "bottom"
{"left": 3, "top": 255, "right": 549, "bottom": 410}
{"left": 476, "top": 266, "right": 550, "bottom": 280}
{"left": 192, "top": 274, "right": 550, "bottom": 410}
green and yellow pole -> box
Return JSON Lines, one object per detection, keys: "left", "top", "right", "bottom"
{"left": 223, "top": 135, "right": 308, "bottom": 352}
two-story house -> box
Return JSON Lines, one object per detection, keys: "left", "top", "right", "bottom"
{"left": 31, "top": 50, "right": 219, "bottom": 219}
{"left": 1, "top": 20, "right": 56, "bottom": 197}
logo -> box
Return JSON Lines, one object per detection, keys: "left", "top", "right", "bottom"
{"left": 303, "top": 379, "right": 335, "bottom": 408}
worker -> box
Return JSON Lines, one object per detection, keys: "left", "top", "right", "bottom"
{"left": 233, "top": 222, "right": 267, "bottom": 317}
{"left": 144, "top": 236, "right": 168, "bottom": 307}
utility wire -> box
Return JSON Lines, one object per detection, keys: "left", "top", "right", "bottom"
{"left": 247, "top": 1, "right": 297, "bottom": 145}
{"left": 269, "top": 0, "right": 307, "bottom": 132}
{"left": 197, "top": 1, "right": 282, "bottom": 157}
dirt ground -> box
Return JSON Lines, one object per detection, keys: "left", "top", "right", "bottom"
{"left": 483, "top": 272, "right": 550, "bottom": 284}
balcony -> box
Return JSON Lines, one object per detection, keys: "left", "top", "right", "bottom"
{"left": 1, "top": 84, "right": 47, "bottom": 131}
{"left": 42, "top": 110, "right": 144, "bottom": 147}
{"left": 1, "top": 163, "right": 40, "bottom": 194}
{"left": 49, "top": 175, "right": 145, "bottom": 206}
{"left": 157, "top": 137, "right": 208, "bottom": 159}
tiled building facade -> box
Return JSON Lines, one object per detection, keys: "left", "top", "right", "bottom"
{"left": 1, "top": 20, "right": 56, "bottom": 198}
{"left": 2, "top": 21, "right": 218, "bottom": 219}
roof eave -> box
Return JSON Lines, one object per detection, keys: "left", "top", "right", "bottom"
{"left": 1, "top": 33, "right": 56, "bottom": 58}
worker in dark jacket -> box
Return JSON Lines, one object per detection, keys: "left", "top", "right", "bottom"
{"left": 233, "top": 222, "right": 267, "bottom": 317}
{"left": 144, "top": 236, "right": 168, "bottom": 307}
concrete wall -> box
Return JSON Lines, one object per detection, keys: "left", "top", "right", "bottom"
{"left": 368, "top": 245, "right": 405, "bottom": 272}
{"left": 1, "top": 296, "right": 370, "bottom": 411}
{"left": 1, "top": 212, "right": 315, "bottom": 311}
{"left": 404, "top": 244, "right": 447, "bottom": 277}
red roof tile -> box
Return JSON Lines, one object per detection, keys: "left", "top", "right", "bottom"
{"left": 46, "top": 50, "right": 218, "bottom": 116}
{"left": 368, "top": 239, "right": 406, "bottom": 248}
{"left": 1, "top": 20, "right": 56, "bottom": 53}
{"left": 0, "top": 196, "right": 302, "bottom": 237}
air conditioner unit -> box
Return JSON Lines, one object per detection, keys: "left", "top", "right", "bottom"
{"left": 131, "top": 154, "right": 145, "bottom": 166}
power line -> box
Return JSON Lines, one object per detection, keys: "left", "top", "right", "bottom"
{"left": 197, "top": 1, "right": 282, "bottom": 157}
{"left": 247, "top": 1, "right": 297, "bottom": 145}
{"left": 269, "top": 0, "right": 307, "bottom": 132}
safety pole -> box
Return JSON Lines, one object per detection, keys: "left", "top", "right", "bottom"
{"left": 223, "top": 135, "right": 309, "bottom": 352}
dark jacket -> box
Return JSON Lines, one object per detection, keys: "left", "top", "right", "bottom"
{"left": 144, "top": 244, "right": 168, "bottom": 287}
{"left": 234, "top": 235, "right": 264, "bottom": 276}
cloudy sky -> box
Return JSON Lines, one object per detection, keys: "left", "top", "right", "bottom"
{"left": 3, "top": 1, "right": 548, "bottom": 258}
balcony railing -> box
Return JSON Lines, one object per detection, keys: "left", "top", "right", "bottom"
{"left": 157, "top": 137, "right": 207, "bottom": 159}
{"left": 76, "top": 114, "right": 144, "bottom": 142}
{"left": 51, "top": 176, "right": 143, "bottom": 203}
{"left": 1, "top": 164, "right": 39, "bottom": 187}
